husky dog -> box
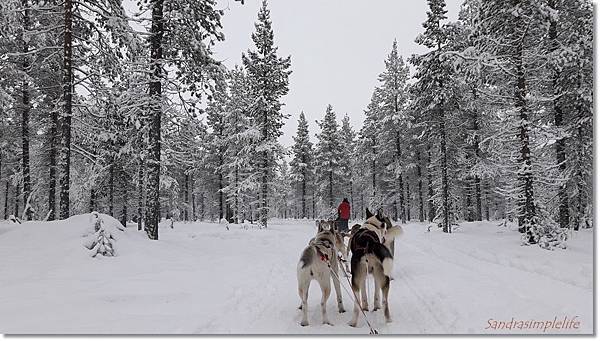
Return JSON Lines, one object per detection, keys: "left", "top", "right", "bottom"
{"left": 348, "top": 208, "right": 403, "bottom": 327}
{"left": 297, "top": 220, "right": 346, "bottom": 326}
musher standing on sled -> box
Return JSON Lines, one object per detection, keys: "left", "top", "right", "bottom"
{"left": 337, "top": 198, "right": 351, "bottom": 233}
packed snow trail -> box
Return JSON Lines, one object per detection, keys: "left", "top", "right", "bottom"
{"left": 0, "top": 216, "right": 592, "bottom": 334}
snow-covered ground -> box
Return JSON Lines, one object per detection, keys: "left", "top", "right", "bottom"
{"left": 0, "top": 215, "right": 593, "bottom": 334}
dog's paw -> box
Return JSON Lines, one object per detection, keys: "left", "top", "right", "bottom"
{"left": 362, "top": 306, "right": 369, "bottom": 311}
{"left": 300, "top": 320, "right": 309, "bottom": 327}
{"left": 385, "top": 317, "right": 393, "bottom": 323}
{"left": 323, "top": 320, "right": 333, "bottom": 326}
{"left": 338, "top": 307, "right": 346, "bottom": 313}
{"left": 373, "top": 306, "right": 380, "bottom": 311}
{"left": 348, "top": 321, "right": 358, "bottom": 327}
{"left": 297, "top": 305, "right": 302, "bottom": 310}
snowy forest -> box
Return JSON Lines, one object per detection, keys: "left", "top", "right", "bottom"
{"left": 0, "top": 0, "right": 593, "bottom": 244}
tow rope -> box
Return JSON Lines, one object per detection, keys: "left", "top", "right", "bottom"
{"left": 327, "top": 254, "right": 379, "bottom": 335}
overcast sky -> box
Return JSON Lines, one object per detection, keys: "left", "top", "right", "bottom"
{"left": 212, "top": 0, "right": 462, "bottom": 147}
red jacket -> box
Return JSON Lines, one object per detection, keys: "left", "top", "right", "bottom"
{"left": 338, "top": 201, "right": 351, "bottom": 220}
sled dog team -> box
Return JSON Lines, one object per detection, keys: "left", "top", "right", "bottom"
{"left": 297, "top": 208, "right": 403, "bottom": 327}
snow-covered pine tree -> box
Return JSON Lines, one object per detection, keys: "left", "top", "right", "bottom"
{"left": 222, "top": 66, "right": 256, "bottom": 224}
{"left": 314, "top": 105, "right": 344, "bottom": 216}
{"left": 339, "top": 115, "right": 356, "bottom": 216}
{"left": 205, "top": 73, "right": 230, "bottom": 223}
{"left": 357, "top": 89, "right": 385, "bottom": 210}
{"left": 377, "top": 40, "right": 410, "bottom": 223}
{"left": 545, "top": 0, "right": 593, "bottom": 230}
{"left": 139, "top": 0, "right": 225, "bottom": 239}
{"left": 410, "top": 0, "right": 455, "bottom": 232}
{"left": 290, "top": 112, "right": 313, "bottom": 219}
{"left": 242, "top": 0, "right": 291, "bottom": 228}
{"left": 476, "top": 0, "right": 552, "bottom": 243}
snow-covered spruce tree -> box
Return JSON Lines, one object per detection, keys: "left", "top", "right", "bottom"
{"left": 0, "top": 0, "right": 64, "bottom": 220}
{"left": 272, "top": 160, "right": 294, "bottom": 219}
{"left": 410, "top": 0, "right": 455, "bottom": 232}
{"left": 205, "top": 73, "right": 229, "bottom": 222}
{"left": 545, "top": 0, "right": 593, "bottom": 230}
{"left": 242, "top": 0, "right": 291, "bottom": 228}
{"left": 339, "top": 115, "right": 356, "bottom": 216}
{"left": 476, "top": 0, "right": 553, "bottom": 243}
{"left": 377, "top": 40, "right": 410, "bottom": 223}
{"left": 357, "top": 88, "right": 386, "bottom": 210}
{"left": 138, "top": 0, "right": 225, "bottom": 239}
{"left": 56, "top": 0, "right": 134, "bottom": 220}
{"left": 314, "top": 105, "right": 344, "bottom": 216}
{"left": 221, "top": 67, "right": 257, "bottom": 224}
{"left": 290, "top": 112, "right": 314, "bottom": 219}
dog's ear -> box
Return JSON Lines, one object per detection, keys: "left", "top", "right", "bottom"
{"left": 366, "top": 208, "right": 374, "bottom": 218}
{"left": 376, "top": 208, "right": 384, "bottom": 220}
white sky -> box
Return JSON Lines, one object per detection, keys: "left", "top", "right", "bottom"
{"left": 213, "top": 0, "right": 462, "bottom": 147}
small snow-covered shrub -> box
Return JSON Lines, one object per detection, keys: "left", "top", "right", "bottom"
{"left": 237, "top": 220, "right": 261, "bottom": 230}
{"left": 8, "top": 215, "right": 21, "bottom": 224}
{"left": 84, "top": 212, "right": 122, "bottom": 257}
{"left": 520, "top": 214, "right": 568, "bottom": 250}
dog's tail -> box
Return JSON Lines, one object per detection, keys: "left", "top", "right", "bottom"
{"left": 370, "top": 243, "right": 394, "bottom": 277}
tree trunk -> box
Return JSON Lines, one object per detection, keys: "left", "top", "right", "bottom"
{"left": 515, "top": 43, "right": 536, "bottom": 241}
{"left": 440, "top": 114, "right": 450, "bottom": 233}
{"left": 301, "top": 167, "right": 306, "bottom": 219}
{"left": 59, "top": 0, "right": 73, "bottom": 219}
{"left": 260, "top": 154, "right": 268, "bottom": 227}
{"left": 465, "top": 179, "right": 473, "bottom": 222}
{"left": 574, "top": 127, "right": 585, "bottom": 231}
{"left": 396, "top": 132, "right": 405, "bottom": 223}
{"left": 234, "top": 167, "right": 239, "bottom": 224}
{"left": 184, "top": 173, "right": 189, "bottom": 221}
{"left": 350, "top": 179, "right": 354, "bottom": 220}
{"left": 137, "top": 158, "right": 144, "bottom": 231}
{"left": 312, "top": 190, "right": 316, "bottom": 219}
{"left": 109, "top": 162, "right": 114, "bottom": 217}
{"left": 121, "top": 177, "right": 128, "bottom": 227}
{"left": 145, "top": 0, "right": 164, "bottom": 240}
{"left": 427, "top": 148, "right": 435, "bottom": 222}
{"left": 416, "top": 149, "right": 424, "bottom": 222}
{"left": 200, "top": 192, "right": 205, "bottom": 221}
{"left": 328, "top": 169, "right": 333, "bottom": 209}
{"left": 3, "top": 181, "right": 8, "bottom": 220}
{"left": 21, "top": 0, "right": 32, "bottom": 221}
{"left": 89, "top": 186, "right": 96, "bottom": 212}
{"left": 14, "top": 183, "right": 20, "bottom": 218}
{"left": 48, "top": 109, "right": 58, "bottom": 220}
{"left": 218, "top": 155, "right": 224, "bottom": 221}
{"left": 472, "top": 89, "right": 483, "bottom": 221}
{"left": 405, "top": 177, "right": 411, "bottom": 221}
{"left": 549, "top": 0, "right": 569, "bottom": 230}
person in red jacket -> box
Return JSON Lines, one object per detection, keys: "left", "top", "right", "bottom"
{"left": 337, "top": 198, "right": 351, "bottom": 232}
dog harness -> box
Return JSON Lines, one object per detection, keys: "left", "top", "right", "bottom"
{"left": 350, "top": 228, "right": 380, "bottom": 254}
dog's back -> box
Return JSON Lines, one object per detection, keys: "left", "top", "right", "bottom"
{"left": 349, "top": 228, "right": 394, "bottom": 276}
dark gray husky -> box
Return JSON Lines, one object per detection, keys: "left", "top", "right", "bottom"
{"left": 348, "top": 208, "right": 402, "bottom": 327}
{"left": 297, "top": 220, "right": 346, "bottom": 326}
